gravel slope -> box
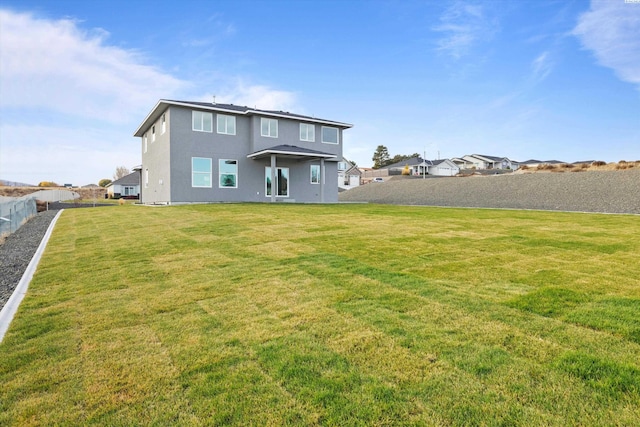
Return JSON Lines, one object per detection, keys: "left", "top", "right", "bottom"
{"left": 340, "top": 169, "right": 640, "bottom": 214}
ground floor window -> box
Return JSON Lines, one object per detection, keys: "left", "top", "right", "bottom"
{"left": 219, "top": 159, "right": 238, "bottom": 188}
{"left": 123, "top": 186, "right": 136, "bottom": 196}
{"left": 310, "top": 164, "right": 320, "bottom": 184}
{"left": 265, "top": 167, "right": 289, "bottom": 197}
{"left": 192, "top": 157, "right": 212, "bottom": 187}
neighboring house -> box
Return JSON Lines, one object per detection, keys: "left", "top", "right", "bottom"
{"left": 106, "top": 172, "right": 140, "bottom": 199}
{"left": 451, "top": 157, "right": 475, "bottom": 169}
{"left": 337, "top": 157, "right": 361, "bottom": 190}
{"left": 133, "top": 100, "right": 352, "bottom": 204}
{"left": 428, "top": 159, "right": 460, "bottom": 176}
{"left": 461, "top": 154, "right": 519, "bottom": 170}
{"left": 382, "top": 157, "right": 460, "bottom": 176}
{"left": 383, "top": 156, "right": 428, "bottom": 175}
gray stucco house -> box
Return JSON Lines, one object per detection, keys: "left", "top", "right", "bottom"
{"left": 133, "top": 100, "right": 352, "bottom": 204}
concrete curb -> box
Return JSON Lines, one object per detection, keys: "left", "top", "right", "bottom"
{"left": 0, "top": 209, "right": 64, "bottom": 343}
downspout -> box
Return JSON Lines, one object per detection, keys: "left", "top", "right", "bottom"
{"left": 138, "top": 168, "right": 142, "bottom": 203}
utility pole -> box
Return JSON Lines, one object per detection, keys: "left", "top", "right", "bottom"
{"left": 423, "top": 149, "right": 426, "bottom": 179}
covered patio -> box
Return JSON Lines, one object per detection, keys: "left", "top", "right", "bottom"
{"left": 247, "top": 144, "right": 337, "bottom": 203}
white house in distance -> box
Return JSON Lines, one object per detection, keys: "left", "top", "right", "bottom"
{"left": 337, "top": 157, "right": 361, "bottom": 190}
{"left": 382, "top": 157, "right": 460, "bottom": 176}
{"left": 106, "top": 171, "right": 140, "bottom": 199}
{"left": 460, "top": 154, "right": 519, "bottom": 170}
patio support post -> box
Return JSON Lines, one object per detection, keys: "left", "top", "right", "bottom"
{"left": 270, "top": 154, "right": 276, "bottom": 203}
{"left": 320, "top": 158, "right": 325, "bottom": 203}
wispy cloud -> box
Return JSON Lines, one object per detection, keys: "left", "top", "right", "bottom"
{"left": 202, "top": 80, "right": 299, "bottom": 112}
{"left": 182, "top": 13, "right": 236, "bottom": 47}
{"left": 433, "top": 1, "right": 498, "bottom": 59}
{"left": 0, "top": 10, "right": 188, "bottom": 123}
{"left": 0, "top": 9, "right": 297, "bottom": 184}
{"left": 572, "top": 0, "right": 640, "bottom": 88}
{"left": 531, "top": 51, "right": 553, "bottom": 82}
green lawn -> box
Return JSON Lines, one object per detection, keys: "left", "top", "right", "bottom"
{"left": 1, "top": 204, "right": 639, "bottom": 426}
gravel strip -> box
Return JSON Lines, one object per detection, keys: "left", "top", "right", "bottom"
{"left": 340, "top": 169, "right": 640, "bottom": 214}
{"left": 0, "top": 203, "right": 116, "bottom": 312}
{"left": 0, "top": 210, "right": 59, "bottom": 311}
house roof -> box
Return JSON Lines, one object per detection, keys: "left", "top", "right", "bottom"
{"left": 134, "top": 99, "right": 353, "bottom": 137}
{"left": 247, "top": 144, "right": 337, "bottom": 161}
{"left": 430, "top": 159, "right": 457, "bottom": 166}
{"left": 465, "top": 154, "right": 511, "bottom": 163}
{"left": 383, "top": 156, "right": 430, "bottom": 169}
{"left": 108, "top": 172, "right": 140, "bottom": 187}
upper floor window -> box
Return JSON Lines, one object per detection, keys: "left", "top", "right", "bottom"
{"left": 300, "top": 123, "right": 315, "bottom": 142}
{"left": 161, "top": 114, "right": 166, "bottom": 134}
{"left": 152, "top": 125, "right": 156, "bottom": 142}
{"left": 338, "top": 162, "right": 347, "bottom": 171}
{"left": 193, "top": 111, "right": 213, "bottom": 132}
{"left": 321, "top": 126, "right": 339, "bottom": 144}
{"left": 143, "top": 133, "right": 148, "bottom": 153}
{"left": 217, "top": 114, "right": 236, "bottom": 135}
{"left": 261, "top": 118, "right": 278, "bottom": 138}
{"left": 219, "top": 159, "right": 238, "bottom": 188}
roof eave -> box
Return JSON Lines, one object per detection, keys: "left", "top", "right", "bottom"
{"left": 247, "top": 148, "right": 337, "bottom": 160}
{"left": 134, "top": 99, "right": 353, "bottom": 137}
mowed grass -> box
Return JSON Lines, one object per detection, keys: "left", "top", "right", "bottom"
{"left": 1, "top": 204, "right": 639, "bottom": 426}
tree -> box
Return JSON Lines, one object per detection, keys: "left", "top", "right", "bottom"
{"left": 99, "top": 178, "right": 112, "bottom": 187}
{"left": 38, "top": 181, "right": 58, "bottom": 187}
{"left": 372, "top": 145, "right": 390, "bottom": 169}
{"left": 113, "top": 166, "right": 130, "bottom": 180}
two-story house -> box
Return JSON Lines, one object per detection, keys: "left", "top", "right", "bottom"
{"left": 134, "top": 100, "right": 352, "bottom": 204}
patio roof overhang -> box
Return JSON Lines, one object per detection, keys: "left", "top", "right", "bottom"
{"left": 247, "top": 144, "right": 337, "bottom": 161}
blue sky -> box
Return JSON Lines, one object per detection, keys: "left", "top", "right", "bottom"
{"left": 0, "top": 0, "right": 638, "bottom": 185}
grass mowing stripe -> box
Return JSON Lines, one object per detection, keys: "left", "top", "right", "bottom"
{"left": 284, "top": 252, "right": 639, "bottom": 424}
{"left": 1, "top": 204, "right": 639, "bottom": 425}
{"left": 294, "top": 252, "right": 639, "bottom": 362}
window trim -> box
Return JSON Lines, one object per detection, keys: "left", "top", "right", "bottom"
{"left": 261, "top": 118, "right": 278, "bottom": 138}
{"left": 218, "top": 159, "right": 238, "bottom": 189}
{"left": 321, "top": 126, "right": 339, "bottom": 144}
{"left": 310, "top": 164, "right": 320, "bottom": 184}
{"left": 192, "top": 110, "right": 213, "bottom": 133}
{"left": 192, "top": 157, "right": 213, "bottom": 188}
{"left": 151, "top": 125, "right": 156, "bottom": 142}
{"left": 161, "top": 114, "right": 166, "bottom": 134}
{"left": 143, "top": 133, "right": 148, "bottom": 153}
{"left": 217, "top": 114, "right": 236, "bottom": 135}
{"left": 300, "top": 123, "right": 315, "bottom": 142}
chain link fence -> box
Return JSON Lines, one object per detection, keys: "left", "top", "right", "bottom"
{"left": 0, "top": 195, "right": 38, "bottom": 240}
